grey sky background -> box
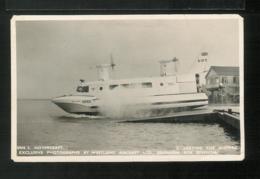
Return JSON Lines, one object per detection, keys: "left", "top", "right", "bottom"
{"left": 16, "top": 18, "right": 240, "bottom": 99}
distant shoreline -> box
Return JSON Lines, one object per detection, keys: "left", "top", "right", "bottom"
{"left": 18, "top": 98, "right": 51, "bottom": 101}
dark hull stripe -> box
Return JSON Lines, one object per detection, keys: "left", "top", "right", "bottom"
{"left": 73, "top": 105, "right": 206, "bottom": 116}
{"left": 90, "top": 106, "right": 99, "bottom": 109}
{"left": 73, "top": 112, "right": 100, "bottom": 115}
{"left": 152, "top": 99, "right": 208, "bottom": 105}
{"left": 152, "top": 92, "right": 200, "bottom": 97}
{"left": 148, "top": 105, "right": 206, "bottom": 112}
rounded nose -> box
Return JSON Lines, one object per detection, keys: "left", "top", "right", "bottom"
{"left": 51, "top": 97, "right": 59, "bottom": 104}
{"left": 51, "top": 96, "right": 68, "bottom": 104}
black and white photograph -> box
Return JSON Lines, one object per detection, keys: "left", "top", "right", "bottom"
{"left": 11, "top": 15, "right": 244, "bottom": 162}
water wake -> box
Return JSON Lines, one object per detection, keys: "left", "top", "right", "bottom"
{"left": 64, "top": 114, "right": 104, "bottom": 119}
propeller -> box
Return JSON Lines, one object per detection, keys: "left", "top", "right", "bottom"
{"left": 86, "top": 54, "right": 116, "bottom": 71}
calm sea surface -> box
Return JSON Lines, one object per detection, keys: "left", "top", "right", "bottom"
{"left": 17, "top": 100, "right": 240, "bottom": 154}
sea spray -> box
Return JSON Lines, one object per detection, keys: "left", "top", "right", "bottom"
{"left": 64, "top": 113, "right": 104, "bottom": 119}
{"left": 98, "top": 87, "right": 153, "bottom": 119}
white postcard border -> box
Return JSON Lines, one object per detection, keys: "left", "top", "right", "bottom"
{"left": 11, "top": 14, "right": 244, "bottom": 162}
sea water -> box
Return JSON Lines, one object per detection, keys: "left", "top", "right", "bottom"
{"left": 17, "top": 100, "right": 240, "bottom": 154}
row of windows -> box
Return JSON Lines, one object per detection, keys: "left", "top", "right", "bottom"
{"left": 77, "top": 81, "right": 175, "bottom": 92}
{"left": 111, "top": 82, "right": 153, "bottom": 89}
{"left": 207, "top": 76, "right": 239, "bottom": 85}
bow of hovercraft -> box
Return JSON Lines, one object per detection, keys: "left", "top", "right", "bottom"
{"left": 51, "top": 95, "right": 100, "bottom": 115}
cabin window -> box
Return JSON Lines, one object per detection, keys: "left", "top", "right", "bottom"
{"left": 83, "top": 86, "right": 89, "bottom": 92}
{"left": 141, "top": 82, "right": 152, "bottom": 88}
{"left": 99, "top": 86, "right": 103, "bottom": 91}
{"left": 121, "top": 83, "right": 136, "bottom": 88}
{"left": 77, "top": 86, "right": 89, "bottom": 92}
{"left": 121, "top": 84, "right": 130, "bottom": 88}
{"left": 160, "top": 82, "right": 164, "bottom": 86}
{"left": 82, "top": 100, "right": 91, "bottom": 103}
{"left": 109, "top": 84, "right": 118, "bottom": 90}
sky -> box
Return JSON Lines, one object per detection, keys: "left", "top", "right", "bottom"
{"left": 16, "top": 16, "right": 241, "bottom": 99}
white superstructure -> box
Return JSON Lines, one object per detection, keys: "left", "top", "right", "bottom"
{"left": 52, "top": 58, "right": 208, "bottom": 116}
